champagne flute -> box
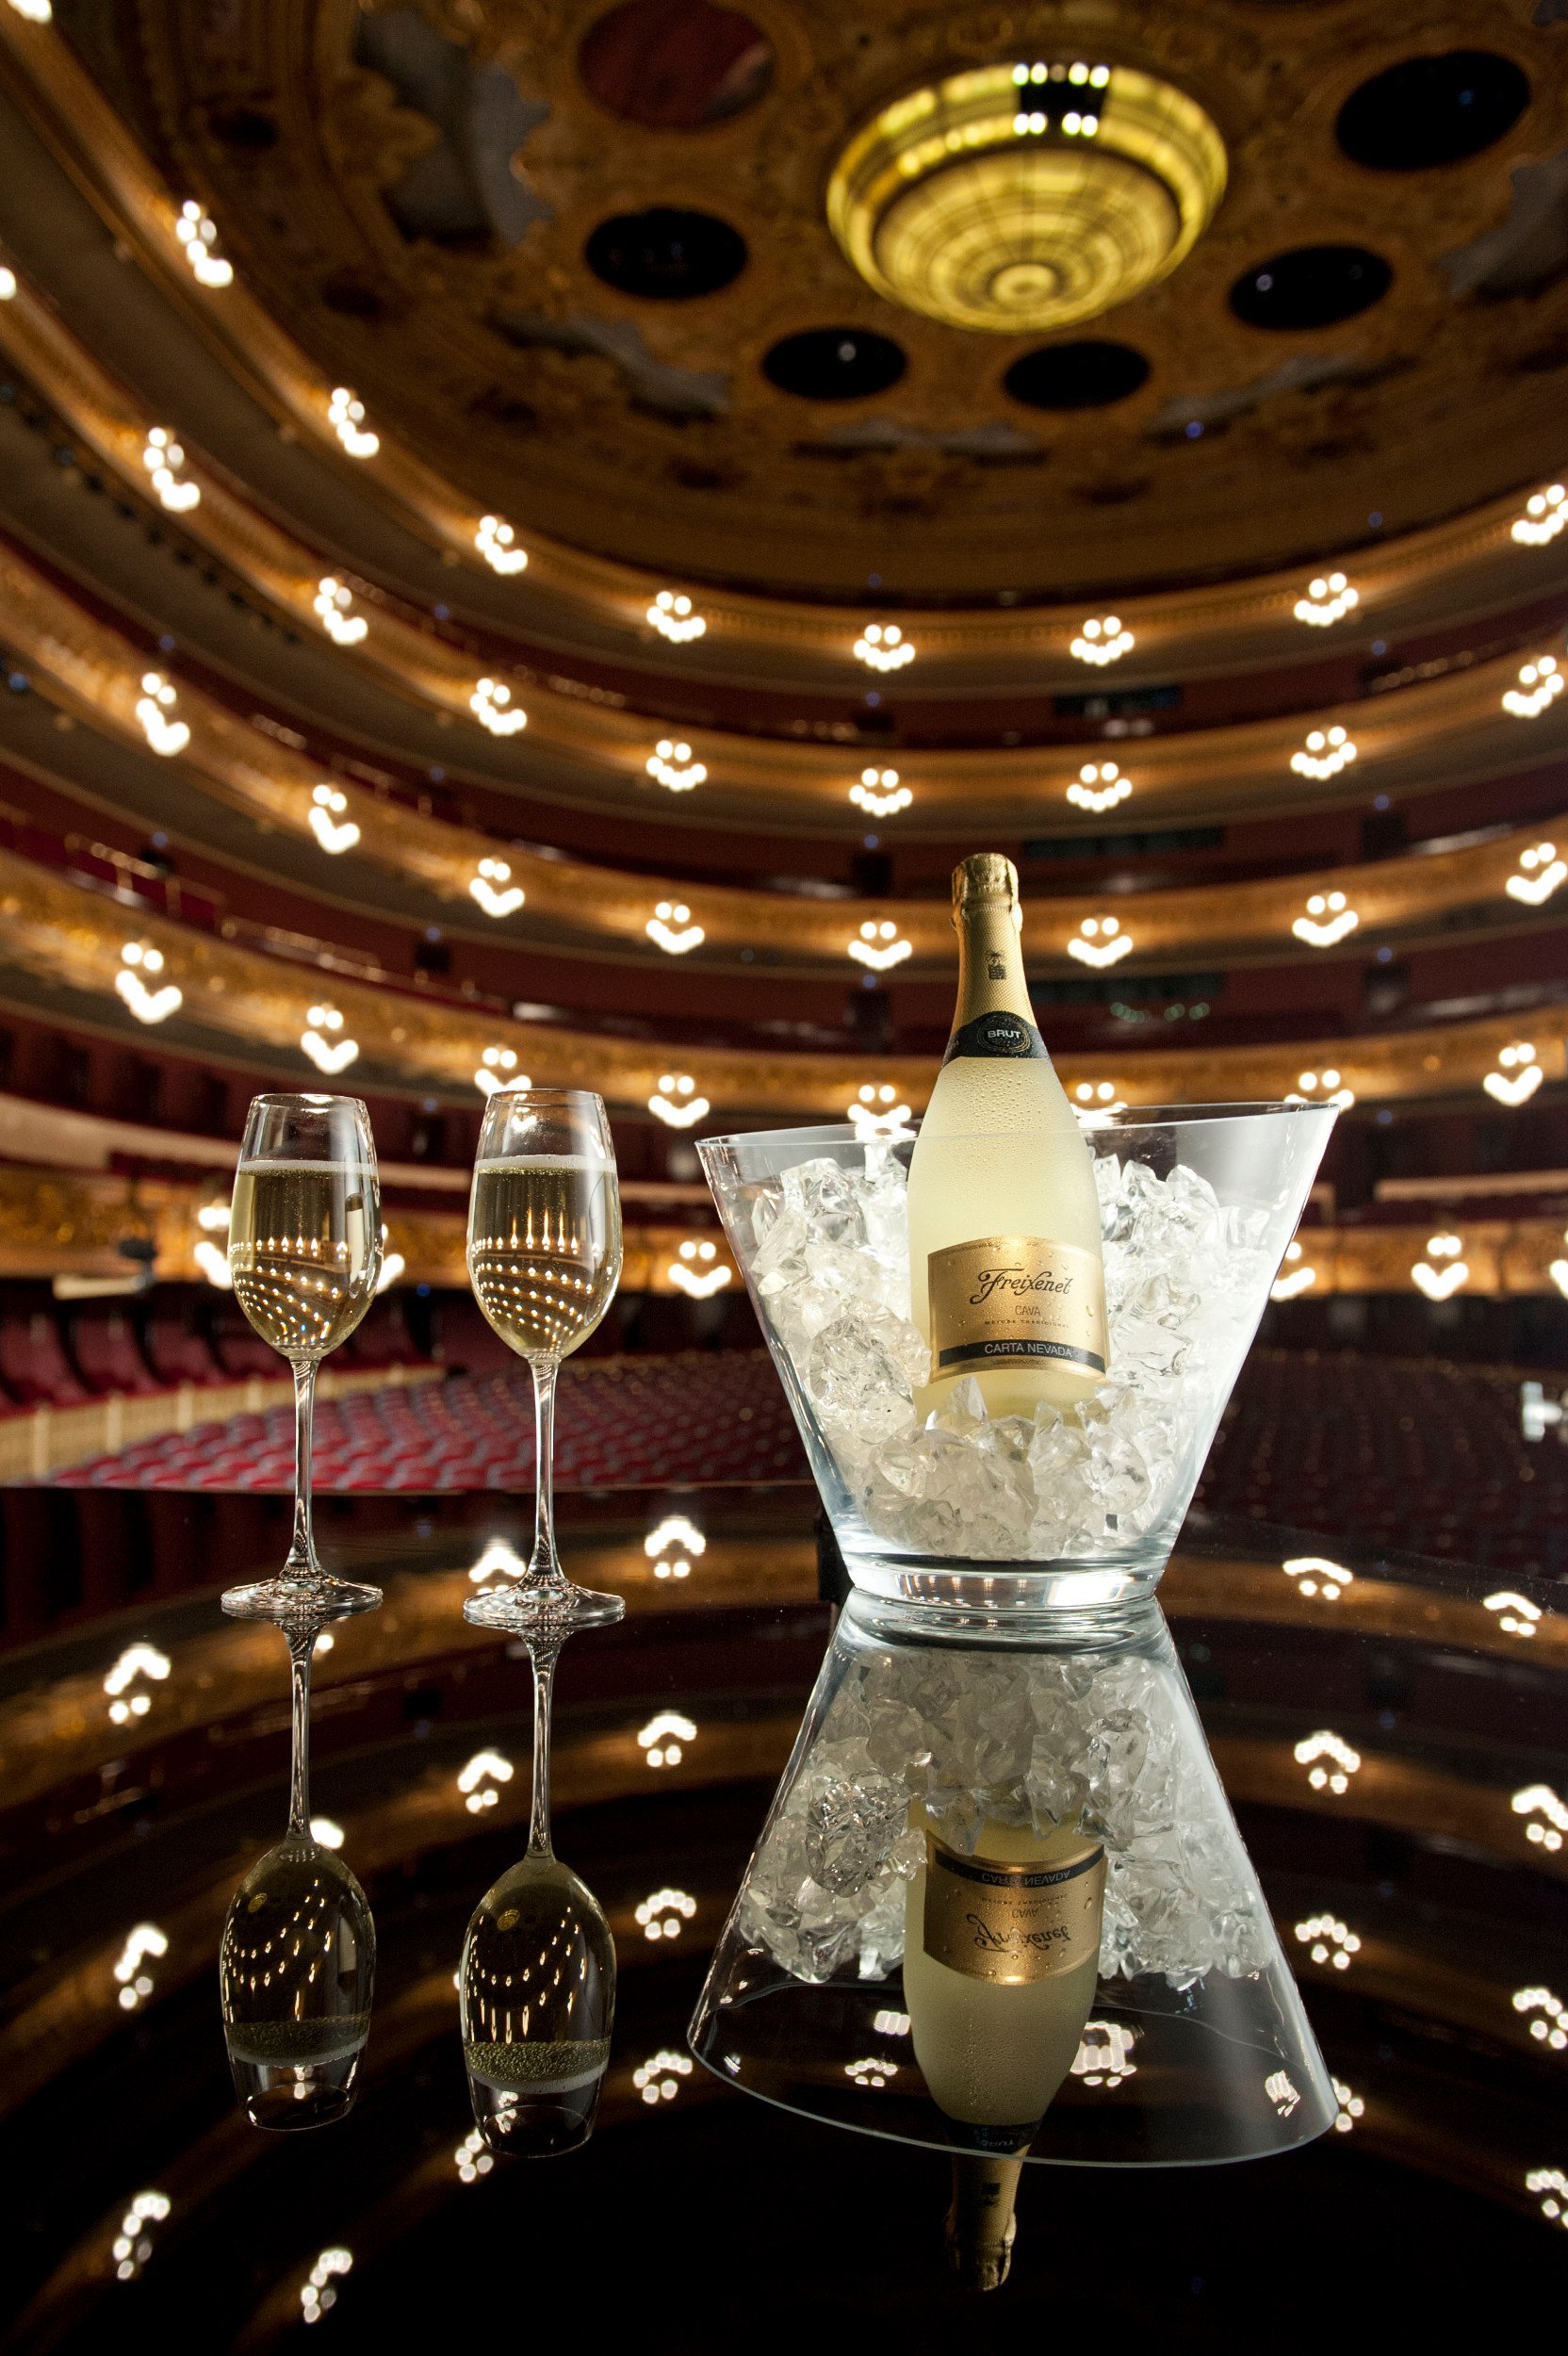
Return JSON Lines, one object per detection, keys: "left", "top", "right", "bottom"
{"left": 463, "top": 1087, "right": 625, "bottom": 1634}
{"left": 220, "top": 1094, "right": 383, "bottom": 1624}
{"left": 219, "top": 1608, "right": 376, "bottom": 2130}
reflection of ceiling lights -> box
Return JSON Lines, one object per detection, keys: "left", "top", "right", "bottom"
{"left": 1070, "top": 2021, "right": 1137, "bottom": 2088}
{"left": 474, "top": 514, "right": 527, "bottom": 574}
{"left": 135, "top": 671, "right": 189, "bottom": 757}
{"left": 470, "top": 677, "right": 526, "bottom": 736}
{"left": 1292, "top": 890, "right": 1358, "bottom": 948}
{"left": 1502, "top": 653, "right": 1562, "bottom": 718}
{"left": 850, "top": 766, "right": 910, "bottom": 816}
{"left": 853, "top": 622, "right": 914, "bottom": 672}
{"left": 1411, "top": 1232, "right": 1467, "bottom": 1301}
{"left": 1507, "top": 840, "right": 1566, "bottom": 905}
{"left": 648, "top": 1073, "right": 709, "bottom": 1128}
{"left": 314, "top": 576, "right": 367, "bottom": 646}
{"left": 827, "top": 60, "right": 1226, "bottom": 335}
{"left": 1067, "top": 915, "right": 1131, "bottom": 968}
{"left": 116, "top": 941, "right": 182, "bottom": 1024}
{"left": 1070, "top": 615, "right": 1134, "bottom": 665}
{"left": 302, "top": 1004, "right": 358, "bottom": 1074}
{"left": 1511, "top": 482, "right": 1567, "bottom": 546}
{"left": 850, "top": 1083, "right": 913, "bottom": 1140}
{"left": 1290, "top": 725, "right": 1356, "bottom": 779}
{"left": 469, "top": 856, "right": 525, "bottom": 917}
{"left": 645, "top": 738, "right": 706, "bottom": 791}
{"left": 669, "top": 1237, "right": 730, "bottom": 1298}
{"left": 1067, "top": 760, "right": 1131, "bottom": 812}
{"left": 327, "top": 385, "right": 377, "bottom": 458}
{"left": 1487, "top": 1591, "right": 1543, "bottom": 1640}
{"left": 849, "top": 919, "right": 912, "bottom": 971}
{"left": 1293, "top": 571, "right": 1358, "bottom": 627}
{"left": 175, "top": 201, "right": 232, "bottom": 287}
{"left": 646, "top": 900, "right": 705, "bottom": 955}
{"left": 308, "top": 783, "right": 359, "bottom": 854}
{"left": 141, "top": 428, "right": 199, "bottom": 512}
{"left": 1294, "top": 1729, "right": 1361, "bottom": 1794}
{"left": 647, "top": 590, "right": 706, "bottom": 643}
{"left": 1283, "top": 1555, "right": 1351, "bottom": 1600}
{"left": 1331, "top": 2079, "right": 1365, "bottom": 2135}
{"left": 1071, "top": 1079, "right": 1126, "bottom": 1125}
{"left": 1484, "top": 1039, "right": 1542, "bottom": 1105}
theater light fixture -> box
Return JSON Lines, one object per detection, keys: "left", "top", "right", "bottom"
{"left": 1503, "top": 654, "right": 1563, "bottom": 719}
{"left": 1285, "top": 1068, "right": 1354, "bottom": 1109}
{"left": 853, "top": 623, "right": 914, "bottom": 673}
{"left": 327, "top": 385, "right": 378, "bottom": 458}
{"left": 135, "top": 671, "right": 189, "bottom": 757}
{"left": 1331, "top": 2079, "right": 1365, "bottom": 2135}
{"left": 848, "top": 919, "right": 913, "bottom": 972}
{"left": 1070, "top": 2021, "right": 1137, "bottom": 2090}
{"left": 637, "top": 1710, "right": 696, "bottom": 1769}
{"left": 469, "top": 857, "right": 525, "bottom": 917}
{"left": 645, "top": 1513, "right": 706, "bottom": 1565}
{"left": 310, "top": 1816, "right": 345, "bottom": 1848}
{"left": 299, "top": 2250, "right": 352, "bottom": 2326}
{"left": 646, "top": 901, "right": 705, "bottom": 955}
{"left": 1292, "top": 890, "right": 1358, "bottom": 948}
{"left": 1070, "top": 615, "right": 1134, "bottom": 665}
{"left": 141, "top": 428, "right": 199, "bottom": 512}
{"left": 116, "top": 941, "right": 182, "bottom": 1024}
{"left": 1293, "top": 572, "right": 1358, "bottom": 628}
{"left": 308, "top": 783, "right": 359, "bottom": 855}
{"left": 0, "top": 265, "right": 12, "bottom": 297}
{"left": 849, "top": 1082, "right": 913, "bottom": 1140}
{"left": 850, "top": 766, "right": 911, "bottom": 817}
{"left": 1411, "top": 1232, "right": 1468, "bottom": 1301}
{"left": 669, "top": 1237, "right": 731, "bottom": 1299}
{"left": 375, "top": 1240, "right": 405, "bottom": 1293}
{"left": 634, "top": 2049, "right": 694, "bottom": 2102}
{"left": 1487, "top": 1591, "right": 1543, "bottom": 1640}
{"left": 1527, "top": 2167, "right": 1568, "bottom": 2228}
{"left": 1290, "top": 725, "right": 1356, "bottom": 780}
{"left": 645, "top": 738, "right": 706, "bottom": 791}
{"left": 1514, "top": 1987, "right": 1568, "bottom": 2048}
{"left": 104, "top": 1642, "right": 171, "bottom": 1726}
{"left": 457, "top": 2125, "right": 494, "bottom": 2181}
{"left": 1067, "top": 760, "right": 1131, "bottom": 812}
{"left": 1072, "top": 1080, "right": 1126, "bottom": 1125}
{"left": 1513, "top": 1783, "right": 1568, "bottom": 1852}
{"left": 457, "top": 1749, "right": 514, "bottom": 1814}
{"left": 1484, "top": 1040, "right": 1543, "bottom": 1106}
{"left": 314, "top": 576, "right": 367, "bottom": 646}
{"left": 474, "top": 514, "right": 527, "bottom": 574}
{"left": 636, "top": 1890, "right": 698, "bottom": 1942}
{"left": 301, "top": 1004, "right": 359, "bottom": 1074}
{"left": 648, "top": 1073, "right": 709, "bottom": 1128}
{"left": 1270, "top": 1240, "right": 1317, "bottom": 1301}
{"left": 1511, "top": 483, "right": 1568, "bottom": 546}
{"left": 174, "top": 201, "right": 232, "bottom": 287}
{"left": 1067, "top": 915, "right": 1132, "bottom": 969}
{"left": 1507, "top": 841, "right": 1566, "bottom": 905}
{"left": 1283, "top": 1555, "right": 1351, "bottom": 1600}
{"left": 112, "top": 2189, "right": 172, "bottom": 2282}
{"left": 647, "top": 590, "right": 706, "bottom": 644}
{"left": 470, "top": 677, "right": 526, "bottom": 736}
{"left": 8, "top": 1, "right": 54, "bottom": 21}
{"left": 1294, "top": 1730, "right": 1361, "bottom": 1794}
{"left": 114, "top": 1921, "right": 168, "bottom": 2011}
{"left": 474, "top": 1045, "right": 526, "bottom": 1097}
{"left": 1294, "top": 1912, "right": 1361, "bottom": 1970}
{"left": 192, "top": 1239, "right": 231, "bottom": 1288}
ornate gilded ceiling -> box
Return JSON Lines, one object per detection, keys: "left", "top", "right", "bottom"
{"left": 61, "top": 0, "right": 1568, "bottom": 599}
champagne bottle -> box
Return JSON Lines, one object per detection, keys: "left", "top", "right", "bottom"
{"left": 902, "top": 1815, "right": 1106, "bottom": 2288}
{"left": 906, "top": 853, "right": 1107, "bottom": 1419}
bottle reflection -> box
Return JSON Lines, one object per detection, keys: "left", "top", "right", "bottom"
{"left": 460, "top": 1628, "right": 615, "bottom": 2155}
{"left": 220, "top": 1614, "right": 376, "bottom": 2129}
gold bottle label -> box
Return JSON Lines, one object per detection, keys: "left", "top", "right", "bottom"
{"left": 927, "top": 1235, "right": 1108, "bottom": 1376}
{"left": 923, "top": 1835, "right": 1105, "bottom": 1986}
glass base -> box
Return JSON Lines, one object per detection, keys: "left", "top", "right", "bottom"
{"left": 463, "top": 1581, "right": 626, "bottom": 1635}
{"left": 843, "top": 1549, "right": 1168, "bottom": 1615}
{"left": 466, "top": 2061, "right": 606, "bottom": 2156}
{"left": 220, "top": 1573, "right": 383, "bottom": 1625}
{"left": 224, "top": 2037, "right": 367, "bottom": 2132}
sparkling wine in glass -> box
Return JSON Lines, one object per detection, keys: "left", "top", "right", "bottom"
{"left": 460, "top": 1626, "right": 614, "bottom": 2156}
{"left": 464, "top": 1088, "right": 625, "bottom": 1634}
{"left": 220, "top": 1613, "right": 375, "bottom": 2130}
{"left": 221, "top": 1094, "right": 382, "bottom": 1624}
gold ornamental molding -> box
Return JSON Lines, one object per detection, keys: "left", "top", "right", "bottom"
{"left": 2, "top": 8, "right": 1568, "bottom": 653}
{"left": 7, "top": 534, "right": 1568, "bottom": 969}
{"left": 0, "top": 845, "right": 1562, "bottom": 1121}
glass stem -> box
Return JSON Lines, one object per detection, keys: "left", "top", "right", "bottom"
{"left": 527, "top": 1637, "right": 561, "bottom": 1858}
{"left": 286, "top": 1359, "right": 319, "bottom": 1576}
{"left": 530, "top": 1356, "right": 563, "bottom": 1587}
{"left": 286, "top": 1623, "right": 314, "bottom": 1838}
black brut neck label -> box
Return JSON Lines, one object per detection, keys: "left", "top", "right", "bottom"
{"left": 942, "top": 1011, "right": 1047, "bottom": 1063}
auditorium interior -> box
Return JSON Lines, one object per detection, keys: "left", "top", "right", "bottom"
{"left": 0, "top": 3, "right": 1566, "bottom": 2345}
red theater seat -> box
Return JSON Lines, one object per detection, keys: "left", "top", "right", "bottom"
{"left": 344, "top": 1298, "right": 422, "bottom": 1370}
{"left": 210, "top": 1304, "right": 280, "bottom": 1380}
{"left": 143, "top": 1301, "right": 226, "bottom": 1386}
{"left": 69, "top": 1306, "right": 161, "bottom": 1396}
{"left": 0, "top": 1306, "right": 91, "bottom": 1408}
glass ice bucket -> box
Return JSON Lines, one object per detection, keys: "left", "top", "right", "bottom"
{"left": 700, "top": 1104, "right": 1334, "bottom": 1610}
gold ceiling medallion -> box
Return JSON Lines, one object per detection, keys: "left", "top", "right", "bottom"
{"left": 827, "top": 59, "right": 1227, "bottom": 335}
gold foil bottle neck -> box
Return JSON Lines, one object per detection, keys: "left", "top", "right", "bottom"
{"left": 952, "top": 854, "right": 1019, "bottom": 917}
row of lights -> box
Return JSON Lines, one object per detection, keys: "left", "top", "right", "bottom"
{"left": 1276, "top": 1214, "right": 1568, "bottom": 1306}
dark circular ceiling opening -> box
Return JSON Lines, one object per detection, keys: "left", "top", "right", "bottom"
{"left": 1229, "top": 245, "right": 1392, "bottom": 331}
{"left": 579, "top": 0, "right": 774, "bottom": 130}
{"left": 762, "top": 328, "right": 907, "bottom": 401}
{"left": 585, "top": 207, "right": 747, "bottom": 298}
{"left": 1337, "top": 50, "right": 1529, "bottom": 172}
{"left": 1004, "top": 341, "right": 1151, "bottom": 411}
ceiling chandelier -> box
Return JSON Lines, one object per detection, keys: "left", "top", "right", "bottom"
{"left": 827, "top": 57, "right": 1227, "bottom": 335}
